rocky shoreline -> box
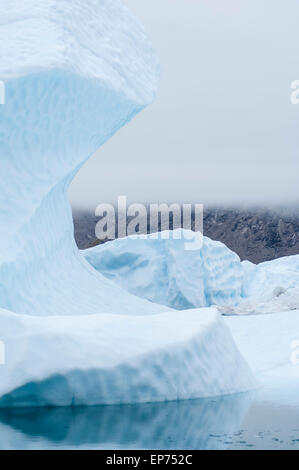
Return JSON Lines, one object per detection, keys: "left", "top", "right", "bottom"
{"left": 73, "top": 207, "right": 299, "bottom": 264}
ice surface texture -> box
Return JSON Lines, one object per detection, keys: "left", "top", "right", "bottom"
{"left": 84, "top": 229, "right": 245, "bottom": 310}
{"left": 0, "top": 308, "right": 256, "bottom": 407}
{"left": 0, "top": 0, "right": 256, "bottom": 406}
{"left": 84, "top": 230, "right": 299, "bottom": 314}
{"left": 226, "top": 310, "right": 299, "bottom": 410}
{"left": 0, "top": 0, "right": 158, "bottom": 104}
{"left": 0, "top": 0, "right": 163, "bottom": 317}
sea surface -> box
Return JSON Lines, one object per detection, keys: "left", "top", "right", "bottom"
{"left": 1, "top": 382, "right": 299, "bottom": 450}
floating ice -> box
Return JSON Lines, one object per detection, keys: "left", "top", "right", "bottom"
{"left": 0, "top": 307, "right": 256, "bottom": 407}
{"left": 0, "top": 0, "right": 162, "bottom": 317}
{"left": 0, "top": 0, "right": 256, "bottom": 407}
{"left": 223, "top": 256, "right": 299, "bottom": 315}
{"left": 225, "top": 310, "right": 299, "bottom": 409}
{"left": 84, "top": 229, "right": 245, "bottom": 310}
{"left": 84, "top": 230, "right": 299, "bottom": 315}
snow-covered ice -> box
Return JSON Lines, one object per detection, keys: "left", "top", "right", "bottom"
{"left": 225, "top": 310, "right": 299, "bottom": 409}
{"left": 226, "top": 310, "right": 299, "bottom": 376}
{"left": 221, "top": 255, "right": 299, "bottom": 315}
{"left": 0, "top": 0, "right": 257, "bottom": 407}
{"left": 0, "top": 0, "right": 159, "bottom": 105}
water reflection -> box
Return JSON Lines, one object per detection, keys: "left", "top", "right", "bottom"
{"left": 0, "top": 392, "right": 253, "bottom": 450}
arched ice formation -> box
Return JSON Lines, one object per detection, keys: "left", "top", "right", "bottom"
{"left": 0, "top": 0, "right": 256, "bottom": 406}
{"left": 0, "top": 0, "right": 163, "bottom": 317}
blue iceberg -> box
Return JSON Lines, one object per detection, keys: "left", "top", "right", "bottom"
{"left": 0, "top": 0, "right": 256, "bottom": 407}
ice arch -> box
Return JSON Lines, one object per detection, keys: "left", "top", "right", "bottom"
{"left": 0, "top": 0, "right": 256, "bottom": 406}
{"left": 0, "top": 0, "right": 163, "bottom": 316}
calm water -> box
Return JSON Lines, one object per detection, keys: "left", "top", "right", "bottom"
{"left": 0, "top": 386, "right": 299, "bottom": 450}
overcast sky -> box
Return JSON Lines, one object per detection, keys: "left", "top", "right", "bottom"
{"left": 69, "top": 0, "right": 299, "bottom": 210}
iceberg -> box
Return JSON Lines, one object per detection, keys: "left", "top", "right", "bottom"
{"left": 84, "top": 229, "right": 245, "bottom": 310}
{"left": 0, "top": 308, "right": 256, "bottom": 407}
{"left": 0, "top": 0, "right": 163, "bottom": 317}
{"left": 84, "top": 230, "right": 299, "bottom": 315}
{"left": 0, "top": 0, "right": 256, "bottom": 406}
{"left": 221, "top": 256, "right": 299, "bottom": 315}
{"left": 225, "top": 310, "right": 299, "bottom": 411}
